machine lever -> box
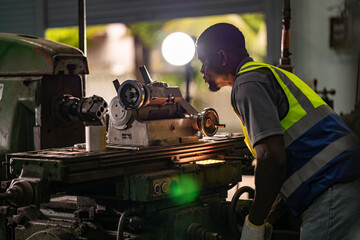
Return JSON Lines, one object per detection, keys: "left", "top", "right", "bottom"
{"left": 113, "top": 79, "right": 121, "bottom": 92}
{"left": 139, "top": 65, "right": 153, "bottom": 85}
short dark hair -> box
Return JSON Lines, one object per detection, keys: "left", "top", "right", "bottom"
{"left": 196, "top": 23, "right": 249, "bottom": 57}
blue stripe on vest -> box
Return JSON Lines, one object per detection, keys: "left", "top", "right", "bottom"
{"left": 283, "top": 113, "right": 359, "bottom": 215}
{"left": 285, "top": 114, "right": 354, "bottom": 179}
{"left": 285, "top": 147, "right": 360, "bottom": 216}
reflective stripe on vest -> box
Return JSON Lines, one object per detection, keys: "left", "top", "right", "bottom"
{"left": 283, "top": 104, "right": 333, "bottom": 147}
{"left": 280, "top": 133, "right": 358, "bottom": 198}
{"left": 237, "top": 62, "right": 353, "bottom": 200}
{"left": 238, "top": 63, "right": 333, "bottom": 147}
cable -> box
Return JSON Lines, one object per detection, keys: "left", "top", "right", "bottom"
{"left": 228, "top": 186, "right": 255, "bottom": 238}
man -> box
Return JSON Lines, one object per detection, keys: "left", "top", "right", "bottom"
{"left": 196, "top": 23, "right": 360, "bottom": 240}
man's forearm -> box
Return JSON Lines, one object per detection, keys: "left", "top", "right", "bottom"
{"left": 249, "top": 135, "right": 287, "bottom": 226}
{"left": 249, "top": 157, "right": 285, "bottom": 225}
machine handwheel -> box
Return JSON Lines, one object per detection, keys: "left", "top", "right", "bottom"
{"left": 109, "top": 97, "right": 132, "bottom": 129}
{"left": 199, "top": 108, "right": 220, "bottom": 137}
{"left": 118, "top": 80, "right": 146, "bottom": 109}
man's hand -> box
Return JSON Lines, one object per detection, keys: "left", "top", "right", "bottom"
{"left": 240, "top": 215, "right": 273, "bottom": 240}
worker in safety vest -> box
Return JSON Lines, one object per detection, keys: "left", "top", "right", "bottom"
{"left": 196, "top": 23, "right": 360, "bottom": 240}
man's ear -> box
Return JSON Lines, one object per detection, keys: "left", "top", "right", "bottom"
{"left": 218, "top": 50, "right": 227, "bottom": 66}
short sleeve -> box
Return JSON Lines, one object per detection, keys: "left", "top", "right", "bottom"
{"left": 231, "top": 71, "right": 284, "bottom": 146}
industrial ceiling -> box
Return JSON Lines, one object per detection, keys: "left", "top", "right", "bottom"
{"left": 0, "top": 0, "right": 282, "bottom": 64}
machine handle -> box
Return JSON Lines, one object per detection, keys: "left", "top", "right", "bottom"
{"left": 139, "top": 65, "right": 153, "bottom": 85}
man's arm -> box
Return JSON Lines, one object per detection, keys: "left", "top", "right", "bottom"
{"left": 248, "top": 135, "right": 287, "bottom": 226}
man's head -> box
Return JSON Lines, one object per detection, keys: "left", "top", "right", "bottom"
{"left": 196, "top": 23, "right": 249, "bottom": 91}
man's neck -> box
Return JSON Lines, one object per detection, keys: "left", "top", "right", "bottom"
{"left": 235, "top": 56, "right": 254, "bottom": 75}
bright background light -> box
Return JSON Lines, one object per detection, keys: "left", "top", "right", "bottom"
{"left": 161, "top": 32, "right": 195, "bottom": 66}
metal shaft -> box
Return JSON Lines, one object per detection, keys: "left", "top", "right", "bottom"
{"left": 78, "top": 0, "right": 87, "bottom": 96}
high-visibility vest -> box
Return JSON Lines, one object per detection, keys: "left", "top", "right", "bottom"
{"left": 235, "top": 61, "right": 359, "bottom": 216}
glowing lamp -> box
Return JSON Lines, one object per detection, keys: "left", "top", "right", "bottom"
{"left": 161, "top": 32, "right": 195, "bottom": 66}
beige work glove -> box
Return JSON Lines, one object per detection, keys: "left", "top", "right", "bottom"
{"left": 240, "top": 215, "right": 273, "bottom": 240}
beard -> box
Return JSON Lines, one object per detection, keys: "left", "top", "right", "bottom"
{"left": 208, "top": 80, "right": 220, "bottom": 92}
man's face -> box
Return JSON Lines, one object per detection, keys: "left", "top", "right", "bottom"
{"left": 197, "top": 45, "right": 225, "bottom": 92}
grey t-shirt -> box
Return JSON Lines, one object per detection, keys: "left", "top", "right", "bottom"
{"left": 231, "top": 59, "right": 289, "bottom": 147}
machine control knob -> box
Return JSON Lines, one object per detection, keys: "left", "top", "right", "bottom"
{"left": 153, "top": 183, "right": 161, "bottom": 195}
{"left": 161, "top": 182, "right": 168, "bottom": 193}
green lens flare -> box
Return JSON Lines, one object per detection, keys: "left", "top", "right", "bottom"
{"left": 169, "top": 176, "right": 199, "bottom": 204}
